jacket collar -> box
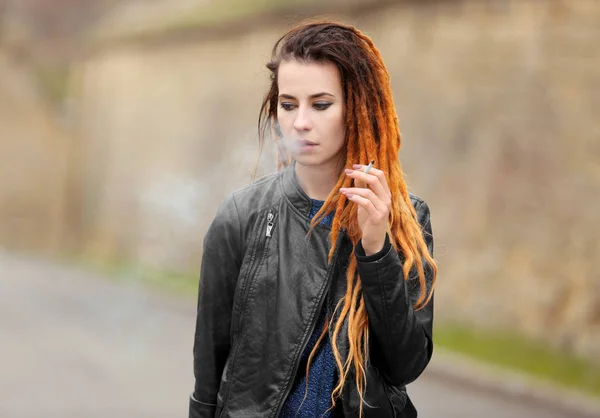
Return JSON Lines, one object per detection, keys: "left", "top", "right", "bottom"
{"left": 281, "top": 160, "right": 314, "bottom": 218}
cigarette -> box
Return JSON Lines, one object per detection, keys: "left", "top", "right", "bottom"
{"left": 364, "top": 160, "right": 375, "bottom": 174}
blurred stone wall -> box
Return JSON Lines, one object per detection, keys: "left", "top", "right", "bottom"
{"left": 0, "top": 51, "right": 70, "bottom": 255}
{"left": 69, "top": 0, "right": 599, "bottom": 361}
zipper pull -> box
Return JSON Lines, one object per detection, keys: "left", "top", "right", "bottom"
{"left": 266, "top": 211, "right": 275, "bottom": 237}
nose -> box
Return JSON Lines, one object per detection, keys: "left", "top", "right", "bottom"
{"left": 293, "top": 106, "right": 312, "bottom": 131}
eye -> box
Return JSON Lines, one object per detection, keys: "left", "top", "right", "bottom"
{"left": 313, "top": 102, "right": 332, "bottom": 111}
{"left": 280, "top": 102, "right": 296, "bottom": 111}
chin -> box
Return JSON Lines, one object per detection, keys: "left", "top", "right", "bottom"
{"left": 292, "top": 154, "right": 324, "bottom": 166}
{"left": 293, "top": 153, "right": 341, "bottom": 169}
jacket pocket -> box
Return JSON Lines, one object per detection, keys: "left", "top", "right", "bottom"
{"left": 231, "top": 208, "right": 276, "bottom": 337}
{"left": 231, "top": 208, "right": 277, "bottom": 334}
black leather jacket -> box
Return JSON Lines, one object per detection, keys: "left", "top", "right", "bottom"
{"left": 190, "top": 162, "right": 435, "bottom": 418}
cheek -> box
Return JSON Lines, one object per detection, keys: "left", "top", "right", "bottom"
{"left": 327, "top": 110, "right": 345, "bottom": 143}
{"left": 276, "top": 113, "right": 293, "bottom": 132}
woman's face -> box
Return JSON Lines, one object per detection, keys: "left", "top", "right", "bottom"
{"left": 276, "top": 60, "right": 346, "bottom": 169}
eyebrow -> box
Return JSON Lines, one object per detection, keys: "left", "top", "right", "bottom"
{"left": 278, "top": 92, "right": 336, "bottom": 100}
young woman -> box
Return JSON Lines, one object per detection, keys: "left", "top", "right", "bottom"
{"left": 190, "top": 20, "right": 437, "bottom": 418}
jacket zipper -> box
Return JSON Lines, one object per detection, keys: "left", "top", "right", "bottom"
{"left": 271, "top": 228, "right": 347, "bottom": 418}
{"left": 237, "top": 210, "right": 276, "bottom": 339}
{"left": 266, "top": 211, "right": 275, "bottom": 237}
{"left": 232, "top": 210, "right": 275, "bottom": 340}
{"left": 221, "top": 210, "right": 276, "bottom": 416}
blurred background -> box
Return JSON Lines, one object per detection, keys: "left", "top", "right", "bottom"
{"left": 0, "top": 0, "right": 599, "bottom": 417}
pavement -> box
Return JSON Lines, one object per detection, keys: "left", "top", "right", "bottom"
{"left": 1, "top": 251, "right": 599, "bottom": 418}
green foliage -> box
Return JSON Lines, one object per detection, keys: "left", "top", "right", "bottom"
{"left": 435, "top": 323, "right": 600, "bottom": 398}
{"left": 81, "top": 258, "right": 199, "bottom": 297}
{"left": 34, "top": 65, "right": 70, "bottom": 104}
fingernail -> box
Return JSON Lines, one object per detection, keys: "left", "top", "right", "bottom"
{"left": 352, "top": 164, "right": 362, "bottom": 169}
{"left": 340, "top": 188, "right": 347, "bottom": 192}
{"left": 344, "top": 169, "right": 354, "bottom": 174}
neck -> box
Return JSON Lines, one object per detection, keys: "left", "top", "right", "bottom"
{"left": 294, "top": 159, "right": 343, "bottom": 201}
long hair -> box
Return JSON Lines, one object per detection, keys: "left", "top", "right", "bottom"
{"left": 258, "top": 20, "right": 437, "bottom": 416}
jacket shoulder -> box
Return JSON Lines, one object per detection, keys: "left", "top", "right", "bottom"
{"left": 208, "top": 171, "right": 283, "bottom": 257}
{"left": 229, "top": 171, "right": 282, "bottom": 214}
{"left": 215, "top": 171, "right": 283, "bottom": 233}
{"left": 408, "top": 192, "right": 431, "bottom": 228}
{"left": 408, "top": 192, "right": 426, "bottom": 210}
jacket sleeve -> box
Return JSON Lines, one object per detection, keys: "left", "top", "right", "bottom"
{"left": 190, "top": 194, "right": 243, "bottom": 418}
{"left": 355, "top": 199, "right": 435, "bottom": 387}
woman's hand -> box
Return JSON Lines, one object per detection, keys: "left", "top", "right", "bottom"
{"left": 340, "top": 163, "right": 392, "bottom": 255}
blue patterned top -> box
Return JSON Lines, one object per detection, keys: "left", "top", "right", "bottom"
{"left": 279, "top": 199, "right": 339, "bottom": 418}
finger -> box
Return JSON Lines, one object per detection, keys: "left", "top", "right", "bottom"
{"left": 342, "top": 192, "right": 380, "bottom": 218}
{"left": 347, "top": 166, "right": 367, "bottom": 189}
{"left": 352, "top": 164, "right": 392, "bottom": 199}
{"left": 340, "top": 187, "right": 387, "bottom": 213}
{"left": 344, "top": 169, "right": 391, "bottom": 205}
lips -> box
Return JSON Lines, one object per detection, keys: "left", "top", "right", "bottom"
{"left": 289, "top": 139, "right": 318, "bottom": 153}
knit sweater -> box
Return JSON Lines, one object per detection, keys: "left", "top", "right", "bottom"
{"left": 279, "top": 199, "right": 340, "bottom": 418}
